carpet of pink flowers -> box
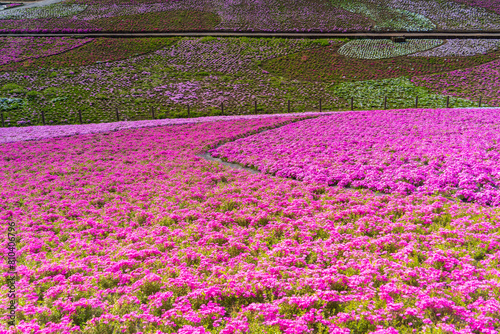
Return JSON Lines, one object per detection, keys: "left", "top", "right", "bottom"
{"left": 212, "top": 109, "right": 500, "bottom": 206}
{"left": 1, "top": 114, "right": 500, "bottom": 334}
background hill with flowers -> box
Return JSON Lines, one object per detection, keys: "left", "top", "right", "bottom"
{"left": 3, "top": 0, "right": 500, "bottom": 33}
{"left": 0, "top": 35, "right": 499, "bottom": 126}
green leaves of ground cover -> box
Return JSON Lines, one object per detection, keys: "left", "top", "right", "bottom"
{"left": 2, "top": 36, "right": 500, "bottom": 127}
{"left": 262, "top": 43, "right": 500, "bottom": 84}
{"left": 330, "top": 77, "right": 477, "bottom": 109}
{"left": 89, "top": 10, "right": 221, "bottom": 32}
{"left": 331, "top": 0, "right": 436, "bottom": 31}
{"left": 0, "top": 37, "right": 178, "bottom": 71}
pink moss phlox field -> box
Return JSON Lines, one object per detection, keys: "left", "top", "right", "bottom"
{"left": 450, "top": 0, "right": 500, "bottom": 15}
{"left": 0, "top": 37, "right": 93, "bottom": 66}
{"left": 412, "top": 59, "right": 500, "bottom": 106}
{"left": 2, "top": 117, "right": 500, "bottom": 333}
{"left": 0, "top": 0, "right": 371, "bottom": 33}
{"left": 212, "top": 108, "right": 500, "bottom": 206}
{"left": 0, "top": 112, "right": 328, "bottom": 144}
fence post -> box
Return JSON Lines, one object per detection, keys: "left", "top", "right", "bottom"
{"left": 350, "top": 97, "right": 354, "bottom": 111}
{"left": 384, "top": 96, "right": 387, "bottom": 110}
{"left": 116, "top": 107, "right": 119, "bottom": 122}
{"left": 479, "top": 96, "right": 482, "bottom": 107}
{"left": 254, "top": 100, "right": 257, "bottom": 114}
{"left": 187, "top": 105, "right": 190, "bottom": 117}
{"left": 78, "top": 109, "right": 83, "bottom": 124}
{"left": 446, "top": 96, "right": 450, "bottom": 108}
{"left": 41, "top": 109, "right": 45, "bottom": 125}
{"left": 415, "top": 96, "right": 418, "bottom": 109}
{"left": 151, "top": 106, "right": 155, "bottom": 119}
{"left": 1, "top": 111, "right": 4, "bottom": 127}
{"left": 221, "top": 102, "right": 224, "bottom": 115}
{"left": 288, "top": 100, "right": 291, "bottom": 113}
{"left": 319, "top": 98, "right": 322, "bottom": 112}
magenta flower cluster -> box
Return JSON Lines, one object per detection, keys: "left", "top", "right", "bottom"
{"left": 3, "top": 4, "right": 23, "bottom": 9}
{"left": 1, "top": 116, "right": 500, "bottom": 333}
{"left": 212, "top": 108, "right": 500, "bottom": 205}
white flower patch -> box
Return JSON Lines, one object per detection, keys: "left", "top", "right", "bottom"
{"left": 332, "top": 0, "right": 435, "bottom": 31}
{"left": 0, "top": 4, "right": 87, "bottom": 20}
{"left": 338, "top": 39, "right": 443, "bottom": 59}
{"left": 385, "top": 0, "right": 500, "bottom": 30}
{"left": 410, "top": 39, "right": 500, "bottom": 57}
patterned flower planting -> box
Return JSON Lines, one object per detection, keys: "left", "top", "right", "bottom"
{"left": 262, "top": 42, "right": 499, "bottom": 83}
{"left": 0, "top": 37, "right": 93, "bottom": 66}
{"left": 337, "top": 39, "right": 442, "bottom": 59}
{"left": 411, "top": 58, "right": 500, "bottom": 107}
{"left": 0, "top": 38, "right": 177, "bottom": 72}
{"left": 0, "top": 4, "right": 87, "bottom": 20}
{"left": 2, "top": 0, "right": 500, "bottom": 32}
{"left": 0, "top": 37, "right": 342, "bottom": 126}
{"left": 2, "top": 36, "right": 500, "bottom": 127}
{"left": 410, "top": 39, "right": 500, "bottom": 57}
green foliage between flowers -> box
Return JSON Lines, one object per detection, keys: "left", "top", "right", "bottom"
{"left": 262, "top": 43, "right": 500, "bottom": 83}
{"left": 89, "top": 10, "right": 221, "bottom": 32}
{"left": 331, "top": 0, "right": 436, "bottom": 31}
{"left": 0, "top": 38, "right": 179, "bottom": 71}
{"left": 0, "top": 37, "right": 495, "bottom": 127}
{"left": 330, "top": 77, "right": 479, "bottom": 109}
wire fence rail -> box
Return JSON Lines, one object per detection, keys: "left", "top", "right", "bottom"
{"left": 0, "top": 95, "right": 490, "bottom": 127}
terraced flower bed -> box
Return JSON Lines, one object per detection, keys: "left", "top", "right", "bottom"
{"left": 341, "top": 0, "right": 500, "bottom": 31}
{"left": 89, "top": 10, "right": 221, "bottom": 32}
{"left": 2, "top": 3, "right": 23, "bottom": 9}
{"left": 2, "top": 36, "right": 499, "bottom": 126}
{"left": 410, "top": 39, "right": 500, "bottom": 57}
{"left": 412, "top": 58, "right": 500, "bottom": 107}
{"left": 330, "top": 0, "right": 436, "bottom": 31}
{"left": 0, "top": 4, "right": 87, "bottom": 20}
{"left": 1, "top": 115, "right": 499, "bottom": 333}
{"left": 262, "top": 42, "right": 500, "bottom": 83}
{"left": 0, "top": 37, "right": 343, "bottom": 126}
{"left": 0, "top": 18, "right": 98, "bottom": 34}
{"left": 0, "top": 37, "right": 93, "bottom": 66}
{"left": 450, "top": 0, "right": 500, "bottom": 15}
{"left": 0, "top": 37, "right": 177, "bottom": 71}
{"left": 338, "top": 39, "right": 443, "bottom": 59}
